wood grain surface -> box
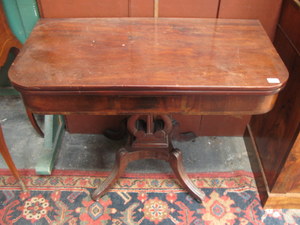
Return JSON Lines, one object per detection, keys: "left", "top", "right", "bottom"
{"left": 9, "top": 18, "right": 287, "bottom": 94}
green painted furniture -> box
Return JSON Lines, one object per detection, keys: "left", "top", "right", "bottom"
{"left": 0, "top": 0, "right": 39, "bottom": 94}
{"left": 1, "top": 0, "right": 39, "bottom": 44}
{"left": 35, "top": 115, "right": 65, "bottom": 175}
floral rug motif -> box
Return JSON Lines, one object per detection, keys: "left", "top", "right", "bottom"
{"left": 0, "top": 170, "right": 299, "bottom": 225}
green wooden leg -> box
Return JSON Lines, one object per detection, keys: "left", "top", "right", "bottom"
{"left": 35, "top": 115, "right": 65, "bottom": 175}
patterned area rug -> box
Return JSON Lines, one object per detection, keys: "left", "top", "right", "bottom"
{"left": 0, "top": 170, "right": 300, "bottom": 225}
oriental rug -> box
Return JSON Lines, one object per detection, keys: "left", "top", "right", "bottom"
{"left": 0, "top": 170, "right": 299, "bottom": 225}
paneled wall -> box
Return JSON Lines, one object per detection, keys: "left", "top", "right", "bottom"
{"left": 38, "top": 0, "right": 282, "bottom": 39}
{"left": 37, "top": 0, "right": 283, "bottom": 136}
{"left": 158, "top": 0, "right": 219, "bottom": 18}
{"left": 218, "top": 0, "right": 282, "bottom": 39}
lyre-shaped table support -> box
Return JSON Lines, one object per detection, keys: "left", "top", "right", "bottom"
{"left": 92, "top": 114, "right": 206, "bottom": 203}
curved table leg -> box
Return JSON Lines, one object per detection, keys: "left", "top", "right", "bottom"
{"left": 169, "top": 148, "right": 206, "bottom": 202}
{"left": 92, "top": 148, "right": 129, "bottom": 201}
{"left": 26, "top": 108, "right": 44, "bottom": 137}
{"left": 0, "top": 125, "right": 26, "bottom": 191}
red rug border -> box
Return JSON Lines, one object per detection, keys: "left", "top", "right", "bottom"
{"left": 0, "top": 168, "right": 254, "bottom": 178}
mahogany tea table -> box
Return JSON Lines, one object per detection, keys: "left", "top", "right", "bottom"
{"left": 8, "top": 18, "right": 288, "bottom": 203}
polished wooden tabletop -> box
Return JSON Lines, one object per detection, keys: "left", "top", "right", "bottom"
{"left": 9, "top": 18, "right": 288, "bottom": 95}
{"left": 9, "top": 18, "right": 288, "bottom": 115}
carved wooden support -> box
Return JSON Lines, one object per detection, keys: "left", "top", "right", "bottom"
{"left": 92, "top": 114, "right": 206, "bottom": 203}
{"left": 128, "top": 114, "right": 172, "bottom": 148}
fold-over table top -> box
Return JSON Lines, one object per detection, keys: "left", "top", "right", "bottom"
{"left": 9, "top": 18, "right": 288, "bottom": 95}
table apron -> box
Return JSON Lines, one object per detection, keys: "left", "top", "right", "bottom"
{"left": 21, "top": 93, "right": 278, "bottom": 115}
